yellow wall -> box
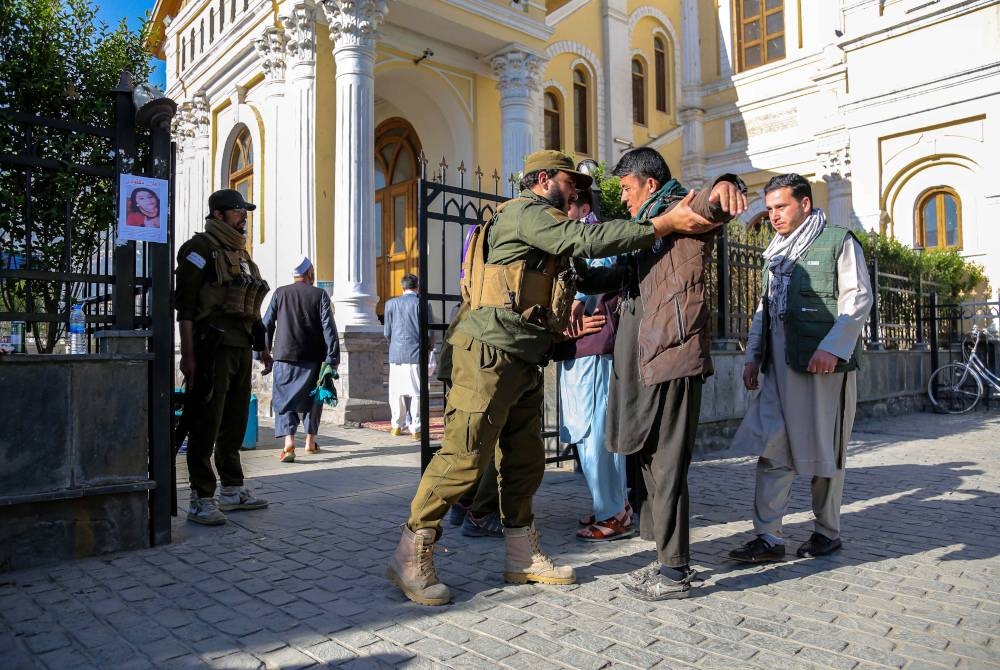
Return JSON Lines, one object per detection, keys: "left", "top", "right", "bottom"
{"left": 473, "top": 76, "right": 503, "bottom": 182}
{"left": 315, "top": 24, "right": 336, "bottom": 282}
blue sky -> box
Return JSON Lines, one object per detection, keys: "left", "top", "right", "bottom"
{"left": 94, "top": 0, "right": 167, "bottom": 89}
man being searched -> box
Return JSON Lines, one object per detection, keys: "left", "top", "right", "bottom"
{"left": 386, "top": 149, "right": 738, "bottom": 606}
{"left": 262, "top": 254, "right": 340, "bottom": 463}
{"left": 176, "top": 189, "right": 271, "bottom": 525}
{"left": 604, "top": 148, "right": 747, "bottom": 601}
{"left": 728, "top": 174, "right": 872, "bottom": 563}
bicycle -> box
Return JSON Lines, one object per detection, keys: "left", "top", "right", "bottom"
{"left": 927, "top": 325, "right": 1000, "bottom": 414}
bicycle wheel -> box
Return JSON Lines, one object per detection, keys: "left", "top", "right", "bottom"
{"left": 928, "top": 363, "right": 983, "bottom": 414}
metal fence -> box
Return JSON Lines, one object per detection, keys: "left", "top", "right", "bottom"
{"left": 0, "top": 72, "right": 177, "bottom": 547}
{"left": 0, "top": 83, "right": 157, "bottom": 352}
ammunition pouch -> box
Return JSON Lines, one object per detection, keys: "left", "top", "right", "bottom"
{"left": 475, "top": 258, "right": 576, "bottom": 334}
{"left": 194, "top": 235, "right": 270, "bottom": 321}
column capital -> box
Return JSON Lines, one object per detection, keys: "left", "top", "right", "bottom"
{"left": 320, "top": 0, "right": 389, "bottom": 50}
{"left": 280, "top": 1, "right": 317, "bottom": 65}
{"left": 490, "top": 46, "right": 544, "bottom": 100}
{"left": 253, "top": 26, "right": 288, "bottom": 81}
{"left": 170, "top": 103, "right": 196, "bottom": 154}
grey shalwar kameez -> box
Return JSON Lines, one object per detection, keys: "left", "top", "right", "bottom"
{"left": 734, "top": 237, "right": 872, "bottom": 540}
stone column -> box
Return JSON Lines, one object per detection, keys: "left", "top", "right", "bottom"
{"left": 169, "top": 103, "right": 195, "bottom": 242}
{"left": 601, "top": 0, "right": 630, "bottom": 163}
{"left": 321, "top": 0, "right": 386, "bottom": 329}
{"left": 190, "top": 93, "right": 211, "bottom": 235}
{"left": 320, "top": 0, "right": 390, "bottom": 424}
{"left": 490, "top": 45, "right": 543, "bottom": 183}
{"left": 280, "top": 1, "right": 319, "bottom": 266}
{"left": 820, "top": 146, "right": 854, "bottom": 228}
{"left": 252, "top": 26, "right": 287, "bottom": 290}
{"left": 679, "top": 0, "right": 706, "bottom": 187}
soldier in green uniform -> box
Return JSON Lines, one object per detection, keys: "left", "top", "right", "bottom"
{"left": 176, "top": 189, "right": 272, "bottom": 525}
{"left": 386, "top": 150, "right": 746, "bottom": 605}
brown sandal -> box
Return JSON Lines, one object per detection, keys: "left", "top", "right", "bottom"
{"left": 579, "top": 502, "right": 632, "bottom": 528}
{"left": 279, "top": 447, "right": 295, "bottom": 463}
{"left": 576, "top": 514, "right": 635, "bottom": 542}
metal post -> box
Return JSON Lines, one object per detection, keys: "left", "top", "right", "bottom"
{"left": 417, "top": 178, "right": 433, "bottom": 473}
{"left": 929, "top": 291, "right": 939, "bottom": 373}
{"left": 867, "top": 254, "right": 884, "bottom": 350}
{"left": 913, "top": 273, "right": 928, "bottom": 350}
{"left": 716, "top": 227, "right": 730, "bottom": 340}
{"left": 111, "top": 73, "right": 137, "bottom": 330}
{"left": 139, "top": 95, "right": 177, "bottom": 547}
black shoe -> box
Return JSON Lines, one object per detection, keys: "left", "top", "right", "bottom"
{"left": 621, "top": 571, "right": 691, "bottom": 601}
{"left": 447, "top": 502, "right": 469, "bottom": 527}
{"left": 796, "top": 532, "right": 842, "bottom": 558}
{"left": 728, "top": 537, "right": 786, "bottom": 563}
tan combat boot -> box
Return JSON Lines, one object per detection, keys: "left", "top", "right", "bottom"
{"left": 386, "top": 525, "right": 451, "bottom": 606}
{"left": 503, "top": 524, "right": 576, "bottom": 585}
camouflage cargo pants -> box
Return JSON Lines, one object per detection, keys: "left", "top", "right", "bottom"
{"left": 407, "top": 331, "right": 544, "bottom": 538}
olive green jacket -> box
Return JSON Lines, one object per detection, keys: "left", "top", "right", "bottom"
{"left": 456, "top": 189, "right": 657, "bottom": 364}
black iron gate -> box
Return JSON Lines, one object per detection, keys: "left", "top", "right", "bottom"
{"left": 0, "top": 72, "right": 177, "bottom": 546}
{"left": 416, "top": 161, "right": 560, "bottom": 471}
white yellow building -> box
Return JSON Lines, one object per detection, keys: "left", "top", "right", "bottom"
{"left": 149, "top": 0, "right": 1000, "bottom": 418}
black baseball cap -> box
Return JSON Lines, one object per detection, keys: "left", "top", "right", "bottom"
{"left": 208, "top": 188, "right": 256, "bottom": 213}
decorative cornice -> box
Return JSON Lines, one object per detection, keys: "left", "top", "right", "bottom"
{"left": 490, "top": 47, "right": 544, "bottom": 99}
{"left": 820, "top": 146, "right": 852, "bottom": 180}
{"left": 280, "top": 1, "right": 317, "bottom": 63}
{"left": 320, "top": 0, "right": 388, "bottom": 49}
{"left": 253, "top": 26, "right": 288, "bottom": 80}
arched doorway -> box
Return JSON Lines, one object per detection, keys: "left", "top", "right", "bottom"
{"left": 375, "top": 118, "right": 421, "bottom": 316}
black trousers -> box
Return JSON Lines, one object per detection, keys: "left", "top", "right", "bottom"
{"left": 633, "top": 377, "right": 702, "bottom": 568}
{"left": 187, "top": 344, "right": 251, "bottom": 498}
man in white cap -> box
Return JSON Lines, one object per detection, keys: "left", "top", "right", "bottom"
{"left": 262, "top": 255, "right": 340, "bottom": 462}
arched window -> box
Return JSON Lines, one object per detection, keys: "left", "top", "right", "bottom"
{"left": 227, "top": 128, "right": 254, "bottom": 251}
{"left": 189, "top": 29, "right": 195, "bottom": 61}
{"left": 632, "top": 58, "right": 647, "bottom": 125}
{"left": 736, "top": 0, "right": 785, "bottom": 71}
{"left": 573, "top": 68, "right": 590, "bottom": 156}
{"left": 219, "top": 0, "right": 225, "bottom": 30}
{"left": 209, "top": 10, "right": 215, "bottom": 41}
{"left": 917, "top": 188, "right": 962, "bottom": 249}
{"left": 543, "top": 91, "right": 561, "bottom": 151}
{"left": 199, "top": 20, "right": 204, "bottom": 52}
{"left": 181, "top": 37, "right": 186, "bottom": 70}
{"left": 654, "top": 36, "right": 668, "bottom": 113}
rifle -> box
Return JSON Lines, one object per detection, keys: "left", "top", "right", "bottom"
{"left": 173, "top": 324, "right": 225, "bottom": 455}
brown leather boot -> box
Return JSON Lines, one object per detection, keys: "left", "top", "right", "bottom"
{"left": 503, "top": 524, "right": 575, "bottom": 585}
{"left": 386, "top": 525, "right": 451, "bottom": 606}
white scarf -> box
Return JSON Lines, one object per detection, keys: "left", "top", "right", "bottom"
{"left": 763, "top": 207, "right": 827, "bottom": 317}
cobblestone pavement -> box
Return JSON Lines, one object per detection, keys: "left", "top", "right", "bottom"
{"left": 2, "top": 411, "right": 1000, "bottom": 669}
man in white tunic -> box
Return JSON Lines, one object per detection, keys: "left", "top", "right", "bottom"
{"left": 384, "top": 274, "right": 426, "bottom": 439}
{"left": 729, "top": 174, "right": 872, "bottom": 563}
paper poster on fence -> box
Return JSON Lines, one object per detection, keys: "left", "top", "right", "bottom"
{"left": 118, "top": 174, "right": 168, "bottom": 244}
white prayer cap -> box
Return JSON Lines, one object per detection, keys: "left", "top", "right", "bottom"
{"left": 292, "top": 255, "right": 312, "bottom": 276}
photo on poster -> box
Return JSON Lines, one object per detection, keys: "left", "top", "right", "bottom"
{"left": 118, "top": 174, "right": 168, "bottom": 244}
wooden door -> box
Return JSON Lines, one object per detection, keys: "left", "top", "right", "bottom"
{"left": 374, "top": 118, "right": 421, "bottom": 317}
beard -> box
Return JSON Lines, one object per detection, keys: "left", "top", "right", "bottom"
{"left": 543, "top": 181, "right": 567, "bottom": 211}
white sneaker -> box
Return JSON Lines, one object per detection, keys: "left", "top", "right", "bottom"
{"left": 187, "top": 494, "right": 227, "bottom": 526}
{"left": 218, "top": 485, "right": 268, "bottom": 511}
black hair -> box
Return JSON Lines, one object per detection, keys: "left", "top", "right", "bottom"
{"left": 611, "top": 147, "right": 671, "bottom": 184}
{"left": 401, "top": 273, "right": 418, "bottom": 290}
{"left": 575, "top": 187, "right": 593, "bottom": 209}
{"left": 130, "top": 187, "right": 160, "bottom": 213}
{"left": 519, "top": 169, "right": 560, "bottom": 192}
{"left": 763, "top": 173, "right": 812, "bottom": 202}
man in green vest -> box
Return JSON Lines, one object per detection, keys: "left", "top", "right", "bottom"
{"left": 728, "top": 173, "right": 873, "bottom": 563}
{"left": 387, "top": 150, "right": 747, "bottom": 606}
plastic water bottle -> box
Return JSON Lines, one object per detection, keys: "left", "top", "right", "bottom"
{"left": 68, "top": 303, "right": 86, "bottom": 355}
